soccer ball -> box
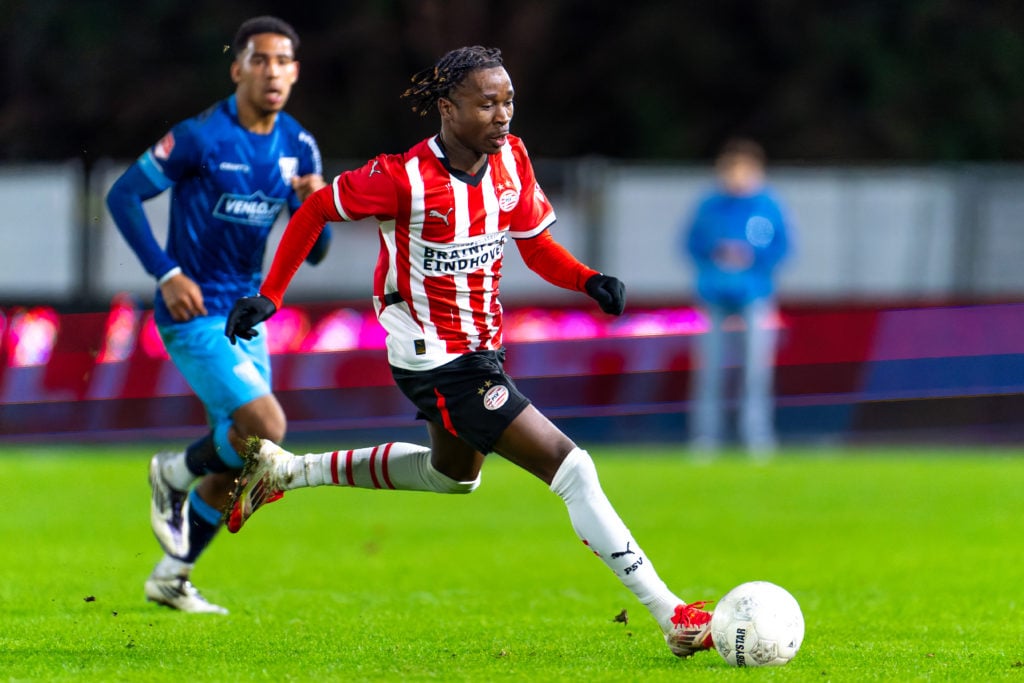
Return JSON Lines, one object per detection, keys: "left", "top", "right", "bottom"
{"left": 709, "top": 581, "right": 804, "bottom": 667}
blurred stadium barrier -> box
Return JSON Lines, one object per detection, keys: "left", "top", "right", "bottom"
{"left": 1, "top": 298, "right": 1022, "bottom": 445}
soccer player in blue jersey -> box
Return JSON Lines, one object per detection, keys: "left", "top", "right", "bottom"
{"left": 106, "top": 15, "right": 331, "bottom": 613}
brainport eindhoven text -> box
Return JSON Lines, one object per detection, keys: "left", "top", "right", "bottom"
{"left": 420, "top": 235, "right": 506, "bottom": 274}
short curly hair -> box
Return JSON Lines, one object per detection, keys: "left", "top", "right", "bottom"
{"left": 233, "top": 16, "right": 300, "bottom": 56}
{"left": 402, "top": 46, "right": 505, "bottom": 116}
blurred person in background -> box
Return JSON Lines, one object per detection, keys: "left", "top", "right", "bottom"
{"left": 681, "top": 138, "right": 792, "bottom": 458}
{"left": 105, "top": 15, "right": 331, "bottom": 613}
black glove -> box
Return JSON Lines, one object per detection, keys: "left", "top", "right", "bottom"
{"left": 585, "top": 273, "right": 626, "bottom": 316}
{"left": 225, "top": 295, "right": 278, "bottom": 345}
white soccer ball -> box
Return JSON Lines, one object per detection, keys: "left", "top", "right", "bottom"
{"left": 709, "top": 581, "right": 804, "bottom": 667}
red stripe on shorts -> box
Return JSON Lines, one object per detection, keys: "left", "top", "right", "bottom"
{"left": 330, "top": 450, "right": 339, "bottom": 484}
{"left": 434, "top": 387, "right": 458, "bottom": 437}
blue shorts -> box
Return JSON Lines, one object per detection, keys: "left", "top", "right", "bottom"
{"left": 158, "top": 316, "right": 271, "bottom": 425}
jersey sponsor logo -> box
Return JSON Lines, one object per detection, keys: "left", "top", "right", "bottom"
{"left": 153, "top": 132, "right": 175, "bottom": 160}
{"left": 497, "top": 188, "right": 519, "bottom": 212}
{"left": 278, "top": 156, "right": 298, "bottom": 182}
{"left": 420, "top": 233, "right": 506, "bottom": 274}
{"left": 428, "top": 207, "right": 454, "bottom": 226}
{"left": 219, "top": 162, "right": 251, "bottom": 173}
{"left": 213, "top": 190, "right": 286, "bottom": 227}
{"left": 482, "top": 384, "right": 509, "bottom": 411}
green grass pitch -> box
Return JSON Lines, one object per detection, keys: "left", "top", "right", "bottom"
{"left": 1, "top": 443, "right": 1023, "bottom": 681}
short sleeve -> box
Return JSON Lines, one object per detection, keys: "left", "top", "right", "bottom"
{"left": 506, "top": 140, "right": 556, "bottom": 239}
{"left": 330, "top": 155, "right": 400, "bottom": 222}
{"left": 136, "top": 122, "right": 200, "bottom": 190}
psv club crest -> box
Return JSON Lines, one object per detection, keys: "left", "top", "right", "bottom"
{"left": 482, "top": 384, "right": 510, "bottom": 411}
{"left": 497, "top": 188, "right": 519, "bottom": 212}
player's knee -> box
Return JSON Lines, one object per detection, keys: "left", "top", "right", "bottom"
{"left": 233, "top": 395, "right": 287, "bottom": 443}
{"left": 230, "top": 415, "right": 286, "bottom": 446}
{"left": 262, "top": 421, "right": 286, "bottom": 444}
{"left": 549, "top": 447, "right": 598, "bottom": 499}
{"left": 253, "top": 410, "right": 287, "bottom": 443}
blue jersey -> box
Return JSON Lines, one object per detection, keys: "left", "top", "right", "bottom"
{"left": 683, "top": 187, "right": 791, "bottom": 309}
{"left": 107, "top": 94, "right": 330, "bottom": 325}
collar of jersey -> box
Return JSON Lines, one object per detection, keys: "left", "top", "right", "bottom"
{"left": 431, "top": 135, "right": 489, "bottom": 187}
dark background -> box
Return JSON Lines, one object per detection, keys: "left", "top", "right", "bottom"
{"left": 3, "top": 0, "right": 1023, "bottom": 165}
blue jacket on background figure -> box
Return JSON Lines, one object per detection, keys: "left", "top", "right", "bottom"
{"left": 685, "top": 186, "right": 790, "bottom": 311}
{"left": 681, "top": 138, "right": 793, "bottom": 457}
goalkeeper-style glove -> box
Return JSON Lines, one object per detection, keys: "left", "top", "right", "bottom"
{"left": 225, "top": 295, "right": 278, "bottom": 345}
{"left": 585, "top": 273, "right": 626, "bottom": 316}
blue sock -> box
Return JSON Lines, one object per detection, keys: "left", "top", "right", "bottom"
{"left": 181, "top": 489, "right": 223, "bottom": 564}
{"left": 213, "top": 421, "right": 244, "bottom": 469}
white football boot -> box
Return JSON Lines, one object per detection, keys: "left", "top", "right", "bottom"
{"left": 144, "top": 573, "right": 228, "bottom": 615}
{"left": 226, "top": 439, "right": 291, "bottom": 533}
{"left": 148, "top": 451, "right": 190, "bottom": 557}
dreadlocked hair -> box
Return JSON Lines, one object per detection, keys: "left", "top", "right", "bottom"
{"left": 402, "top": 46, "right": 504, "bottom": 116}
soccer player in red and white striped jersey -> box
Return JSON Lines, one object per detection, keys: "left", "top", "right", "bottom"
{"left": 326, "top": 131, "right": 555, "bottom": 369}
{"left": 225, "top": 46, "right": 713, "bottom": 659}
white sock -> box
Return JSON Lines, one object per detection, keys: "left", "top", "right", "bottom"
{"left": 550, "top": 447, "right": 681, "bottom": 632}
{"left": 152, "top": 554, "right": 193, "bottom": 580}
{"left": 161, "top": 451, "right": 197, "bottom": 491}
{"left": 280, "top": 443, "right": 480, "bottom": 494}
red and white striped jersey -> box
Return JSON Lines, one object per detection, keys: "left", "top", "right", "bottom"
{"left": 329, "top": 135, "right": 556, "bottom": 370}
